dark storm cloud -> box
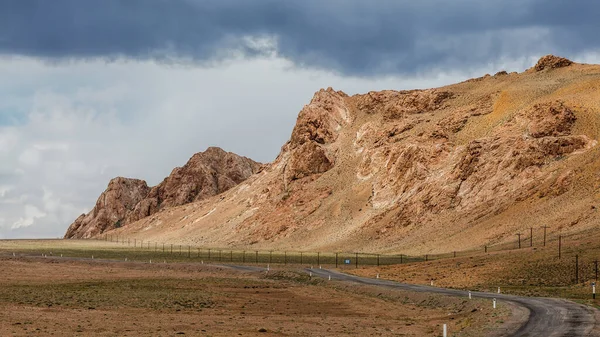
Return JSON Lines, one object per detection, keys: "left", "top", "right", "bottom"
{"left": 0, "top": 0, "right": 599, "bottom": 75}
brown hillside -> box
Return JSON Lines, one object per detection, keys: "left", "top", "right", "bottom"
{"left": 92, "top": 56, "right": 600, "bottom": 254}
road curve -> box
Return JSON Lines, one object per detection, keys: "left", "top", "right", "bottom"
{"left": 307, "top": 268, "right": 599, "bottom": 337}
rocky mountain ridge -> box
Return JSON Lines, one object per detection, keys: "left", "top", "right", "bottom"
{"left": 68, "top": 55, "right": 600, "bottom": 254}
{"left": 64, "top": 147, "right": 261, "bottom": 238}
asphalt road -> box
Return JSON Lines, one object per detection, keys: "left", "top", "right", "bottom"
{"left": 306, "top": 268, "right": 599, "bottom": 337}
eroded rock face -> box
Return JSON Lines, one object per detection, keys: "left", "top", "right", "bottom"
{"left": 534, "top": 55, "right": 573, "bottom": 71}
{"left": 127, "top": 147, "right": 261, "bottom": 223}
{"left": 65, "top": 147, "right": 260, "bottom": 238}
{"left": 64, "top": 177, "right": 150, "bottom": 239}
{"left": 283, "top": 88, "right": 351, "bottom": 183}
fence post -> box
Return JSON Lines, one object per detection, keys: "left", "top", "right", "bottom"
{"left": 230, "top": 250, "right": 233, "bottom": 262}
{"left": 219, "top": 250, "right": 222, "bottom": 262}
{"left": 355, "top": 253, "right": 358, "bottom": 268}
{"left": 485, "top": 245, "right": 487, "bottom": 253}
{"left": 198, "top": 248, "right": 200, "bottom": 258}
{"left": 208, "top": 249, "right": 211, "bottom": 260}
{"left": 170, "top": 244, "right": 173, "bottom": 254}
{"left": 269, "top": 251, "right": 272, "bottom": 264}
{"left": 188, "top": 245, "right": 190, "bottom": 258}
{"left": 377, "top": 254, "right": 380, "bottom": 267}
{"left": 400, "top": 254, "right": 403, "bottom": 264}
{"left": 255, "top": 251, "right": 258, "bottom": 264}
{"left": 559, "top": 235, "right": 562, "bottom": 259}
{"left": 335, "top": 253, "right": 338, "bottom": 268}
{"left": 284, "top": 251, "right": 287, "bottom": 265}
{"left": 516, "top": 233, "right": 521, "bottom": 249}
{"left": 317, "top": 252, "right": 320, "bottom": 266}
{"left": 542, "top": 225, "right": 549, "bottom": 247}
{"left": 530, "top": 227, "right": 533, "bottom": 247}
{"left": 179, "top": 245, "right": 182, "bottom": 255}
{"left": 453, "top": 251, "right": 456, "bottom": 258}
{"left": 300, "top": 252, "right": 303, "bottom": 264}
{"left": 425, "top": 254, "right": 428, "bottom": 262}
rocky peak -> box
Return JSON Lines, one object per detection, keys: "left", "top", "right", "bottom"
{"left": 65, "top": 148, "right": 261, "bottom": 238}
{"left": 64, "top": 177, "right": 150, "bottom": 239}
{"left": 284, "top": 88, "right": 351, "bottom": 182}
{"left": 533, "top": 55, "right": 573, "bottom": 71}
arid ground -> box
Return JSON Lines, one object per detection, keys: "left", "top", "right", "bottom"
{"left": 0, "top": 240, "right": 510, "bottom": 336}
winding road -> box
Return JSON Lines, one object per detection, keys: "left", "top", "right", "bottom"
{"left": 305, "top": 268, "right": 600, "bottom": 337}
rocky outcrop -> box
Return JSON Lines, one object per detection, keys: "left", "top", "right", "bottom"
{"left": 64, "top": 177, "right": 150, "bottom": 239}
{"left": 533, "top": 55, "right": 573, "bottom": 71}
{"left": 283, "top": 88, "right": 351, "bottom": 183}
{"left": 126, "top": 147, "right": 261, "bottom": 223}
{"left": 64, "top": 147, "right": 260, "bottom": 238}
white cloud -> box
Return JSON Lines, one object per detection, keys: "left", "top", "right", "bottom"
{"left": 11, "top": 204, "right": 47, "bottom": 229}
{"left": 0, "top": 52, "right": 599, "bottom": 238}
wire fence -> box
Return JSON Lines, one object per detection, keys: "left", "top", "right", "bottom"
{"left": 76, "top": 227, "right": 600, "bottom": 285}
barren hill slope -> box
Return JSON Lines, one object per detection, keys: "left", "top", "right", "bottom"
{"left": 90, "top": 55, "right": 600, "bottom": 254}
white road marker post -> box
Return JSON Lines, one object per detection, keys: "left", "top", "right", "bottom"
{"left": 328, "top": 275, "right": 331, "bottom": 281}
{"left": 92, "top": 256, "right": 94, "bottom": 260}
{"left": 309, "top": 272, "right": 312, "bottom": 278}
{"left": 443, "top": 324, "right": 447, "bottom": 337}
{"left": 12, "top": 252, "right": 15, "bottom": 257}
{"left": 319, "top": 265, "right": 322, "bottom": 269}
{"left": 149, "top": 260, "right": 152, "bottom": 264}
{"left": 593, "top": 282, "right": 596, "bottom": 300}
{"left": 493, "top": 298, "right": 497, "bottom": 309}
{"left": 376, "top": 273, "right": 379, "bottom": 279}
{"left": 497, "top": 287, "right": 501, "bottom": 294}
{"left": 267, "top": 264, "right": 270, "bottom": 271}
{"left": 468, "top": 291, "right": 472, "bottom": 299}
{"left": 431, "top": 280, "right": 434, "bottom": 286}
{"left": 60, "top": 254, "right": 63, "bottom": 257}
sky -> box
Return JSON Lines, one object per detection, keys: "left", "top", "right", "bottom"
{"left": 0, "top": 0, "right": 599, "bottom": 239}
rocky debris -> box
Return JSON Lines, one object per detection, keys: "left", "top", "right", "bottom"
{"left": 354, "top": 89, "right": 454, "bottom": 120}
{"left": 534, "top": 55, "right": 573, "bottom": 71}
{"left": 525, "top": 101, "right": 576, "bottom": 138}
{"left": 64, "top": 177, "right": 150, "bottom": 239}
{"left": 495, "top": 70, "right": 508, "bottom": 76}
{"left": 65, "top": 147, "right": 260, "bottom": 238}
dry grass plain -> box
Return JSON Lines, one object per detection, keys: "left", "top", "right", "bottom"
{"left": 0, "top": 240, "right": 510, "bottom": 336}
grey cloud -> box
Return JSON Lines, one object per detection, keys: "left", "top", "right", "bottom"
{"left": 0, "top": 0, "right": 599, "bottom": 76}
